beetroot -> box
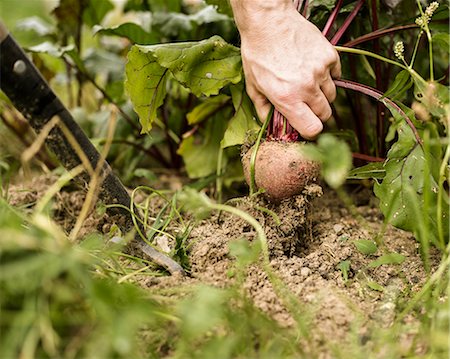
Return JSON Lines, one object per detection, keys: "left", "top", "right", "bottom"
{"left": 242, "top": 141, "right": 320, "bottom": 202}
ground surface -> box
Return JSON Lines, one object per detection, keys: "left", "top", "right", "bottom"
{"left": 8, "top": 173, "right": 440, "bottom": 357}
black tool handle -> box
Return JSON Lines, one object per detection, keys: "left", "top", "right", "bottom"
{"left": 0, "top": 21, "right": 184, "bottom": 275}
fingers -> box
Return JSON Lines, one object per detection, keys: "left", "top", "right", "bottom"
{"left": 320, "top": 76, "right": 337, "bottom": 103}
{"left": 282, "top": 102, "right": 323, "bottom": 140}
{"left": 330, "top": 58, "right": 341, "bottom": 79}
{"left": 309, "top": 91, "right": 332, "bottom": 122}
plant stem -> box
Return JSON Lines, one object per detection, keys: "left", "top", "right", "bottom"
{"left": 302, "top": 0, "right": 309, "bottom": 17}
{"left": 249, "top": 106, "right": 274, "bottom": 195}
{"left": 415, "top": 0, "right": 434, "bottom": 81}
{"left": 215, "top": 147, "right": 224, "bottom": 203}
{"left": 352, "top": 152, "right": 384, "bottom": 162}
{"left": 437, "top": 139, "right": 450, "bottom": 248}
{"left": 370, "top": 0, "right": 385, "bottom": 156}
{"left": 409, "top": 30, "right": 424, "bottom": 68}
{"left": 322, "top": 0, "right": 344, "bottom": 38}
{"left": 335, "top": 46, "right": 409, "bottom": 71}
{"left": 330, "top": 0, "right": 365, "bottom": 45}
{"left": 334, "top": 79, "right": 422, "bottom": 144}
{"left": 426, "top": 30, "right": 434, "bottom": 81}
{"left": 343, "top": 24, "right": 418, "bottom": 47}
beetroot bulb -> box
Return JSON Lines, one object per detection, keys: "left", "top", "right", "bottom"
{"left": 242, "top": 109, "right": 320, "bottom": 203}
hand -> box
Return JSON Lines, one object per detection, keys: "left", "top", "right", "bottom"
{"left": 231, "top": 1, "right": 341, "bottom": 139}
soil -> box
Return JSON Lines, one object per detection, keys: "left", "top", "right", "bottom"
{"left": 7, "top": 173, "right": 440, "bottom": 356}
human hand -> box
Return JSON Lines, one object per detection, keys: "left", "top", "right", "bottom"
{"left": 231, "top": 1, "right": 341, "bottom": 139}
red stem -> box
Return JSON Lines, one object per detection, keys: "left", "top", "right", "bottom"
{"left": 302, "top": 0, "right": 309, "bottom": 18}
{"left": 371, "top": 0, "right": 385, "bottom": 156}
{"left": 322, "top": 0, "right": 344, "bottom": 38}
{"left": 343, "top": 23, "right": 418, "bottom": 47}
{"left": 352, "top": 152, "right": 385, "bottom": 162}
{"left": 330, "top": 0, "right": 365, "bottom": 45}
{"left": 268, "top": 110, "right": 299, "bottom": 142}
{"left": 334, "top": 79, "right": 422, "bottom": 144}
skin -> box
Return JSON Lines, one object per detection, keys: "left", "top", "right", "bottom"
{"left": 242, "top": 142, "right": 320, "bottom": 202}
{"left": 230, "top": 0, "right": 341, "bottom": 140}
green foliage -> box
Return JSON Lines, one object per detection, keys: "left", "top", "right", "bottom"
{"left": 354, "top": 239, "right": 378, "bottom": 255}
{"left": 347, "top": 162, "right": 385, "bottom": 180}
{"left": 1, "top": 2, "right": 450, "bottom": 358}
{"left": 94, "top": 23, "right": 159, "bottom": 44}
{"left": 383, "top": 70, "right": 413, "bottom": 101}
{"left": 187, "top": 94, "right": 230, "bottom": 125}
{"left": 368, "top": 252, "right": 406, "bottom": 267}
{"left": 52, "top": 0, "right": 113, "bottom": 38}
{"left": 221, "top": 84, "right": 260, "bottom": 148}
{"left": 0, "top": 199, "right": 159, "bottom": 359}
{"left": 374, "top": 106, "right": 449, "bottom": 247}
{"left": 304, "top": 134, "right": 353, "bottom": 189}
{"left": 178, "top": 110, "right": 230, "bottom": 178}
{"left": 337, "top": 260, "right": 351, "bottom": 282}
{"left": 125, "top": 36, "right": 242, "bottom": 133}
{"left": 151, "top": 5, "right": 230, "bottom": 37}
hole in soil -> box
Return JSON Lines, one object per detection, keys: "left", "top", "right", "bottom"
{"left": 293, "top": 229, "right": 314, "bottom": 257}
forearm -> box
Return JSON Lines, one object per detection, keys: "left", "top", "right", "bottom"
{"left": 230, "top": 0, "right": 295, "bottom": 33}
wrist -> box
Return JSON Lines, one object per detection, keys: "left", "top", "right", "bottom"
{"left": 230, "top": 0, "right": 295, "bottom": 33}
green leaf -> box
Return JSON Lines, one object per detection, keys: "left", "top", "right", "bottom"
{"left": 178, "top": 111, "right": 230, "bottom": 178}
{"left": 354, "top": 240, "right": 378, "bottom": 255}
{"left": 153, "top": 6, "right": 230, "bottom": 37}
{"left": 124, "top": 0, "right": 181, "bottom": 12}
{"left": 126, "top": 36, "right": 242, "bottom": 132}
{"left": 178, "top": 188, "right": 213, "bottom": 220}
{"left": 151, "top": 35, "right": 242, "bottom": 97}
{"left": 95, "top": 23, "right": 158, "bottom": 44}
{"left": 177, "top": 286, "right": 226, "bottom": 340}
{"left": 374, "top": 104, "right": 448, "bottom": 245}
{"left": 347, "top": 162, "right": 386, "bottom": 180}
{"left": 304, "top": 134, "right": 352, "bottom": 188}
{"left": 337, "top": 260, "right": 351, "bottom": 282}
{"left": 187, "top": 94, "right": 230, "bottom": 125}
{"left": 83, "top": 0, "right": 114, "bottom": 27}
{"left": 368, "top": 253, "right": 406, "bottom": 267}
{"left": 125, "top": 46, "right": 168, "bottom": 133}
{"left": 310, "top": 0, "right": 337, "bottom": 8}
{"left": 229, "top": 239, "right": 261, "bottom": 267}
{"left": 16, "top": 17, "right": 54, "bottom": 36}
{"left": 433, "top": 33, "right": 450, "bottom": 54}
{"left": 27, "top": 41, "right": 86, "bottom": 72}
{"left": 383, "top": 70, "right": 413, "bottom": 101}
{"left": 27, "top": 42, "right": 76, "bottom": 58}
{"left": 367, "top": 281, "right": 384, "bottom": 292}
{"left": 52, "top": 0, "right": 84, "bottom": 38}
{"left": 360, "top": 55, "right": 375, "bottom": 80}
{"left": 413, "top": 81, "right": 449, "bottom": 120}
{"left": 221, "top": 84, "right": 260, "bottom": 148}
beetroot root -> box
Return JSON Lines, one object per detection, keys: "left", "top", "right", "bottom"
{"left": 242, "top": 141, "right": 320, "bottom": 202}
